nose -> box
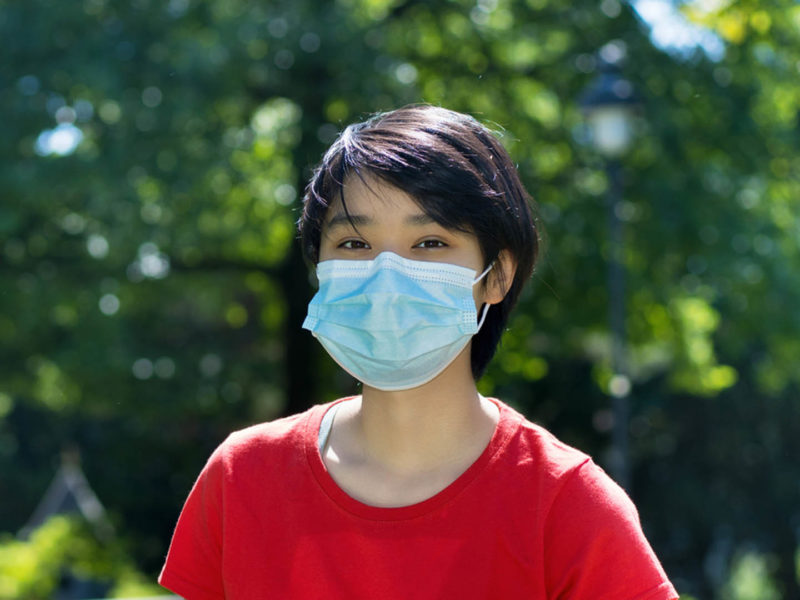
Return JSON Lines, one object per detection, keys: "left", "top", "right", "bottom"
{"left": 372, "top": 245, "right": 410, "bottom": 260}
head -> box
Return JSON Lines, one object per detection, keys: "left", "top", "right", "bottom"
{"left": 298, "top": 105, "right": 540, "bottom": 379}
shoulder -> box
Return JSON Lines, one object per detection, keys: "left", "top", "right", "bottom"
{"left": 208, "top": 402, "right": 330, "bottom": 475}
{"left": 492, "top": 399, "right": 641, "bottom": 528}
{"left": 491, "top": 403, "right": 676, "bottom": 599}
{"left": 226, "top": 408, "right": 311, "bottom": 451}
{"left": 541, "top": 459, "right": 676, "bottom": 599}
{"left": 495, "top": 399, "right": 593, "bottom": 481}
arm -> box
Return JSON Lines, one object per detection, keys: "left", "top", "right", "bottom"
{"left": 543, "top": 460, "right": 678, "bottom": 600}
{"left": 159, "top": 445, "right": 227, "bottom": 600}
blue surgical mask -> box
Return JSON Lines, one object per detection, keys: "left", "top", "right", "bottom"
{"left": 302, "top": 252, "right": 492, "bottom": 391}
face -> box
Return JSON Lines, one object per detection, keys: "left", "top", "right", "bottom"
{"left": 319, "top": 174, "right": 510, "bottom": 307}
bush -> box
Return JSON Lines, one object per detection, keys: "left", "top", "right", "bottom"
{"left": 0, "top": 515, "right": 161, "bottom": 600}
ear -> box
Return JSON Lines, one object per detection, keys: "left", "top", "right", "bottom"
{"left": 484, "top": 250, "right": 517, "bottom": 305}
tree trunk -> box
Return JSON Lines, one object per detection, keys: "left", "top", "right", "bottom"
{"left": 280, "top": 239, "right": 318, "bottom": 416}
{"left": 775, "top": 532, "right": 800, "bottom": 600}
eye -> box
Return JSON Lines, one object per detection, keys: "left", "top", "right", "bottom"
{"left": 339, "top": 239, "right": 371, "bottom": 250}
{"left": 415, "top": 239, "right": 448, "bottom": 249}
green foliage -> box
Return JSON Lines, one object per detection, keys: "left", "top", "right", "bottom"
{"left": 0, "top": 516, "right": 160, "bottom": 600}
{"left": 721, "top": 551, "right": 781, "bottom": 600}
{"left": 667, "top": 296, "right": 737, "bottom": 396}
{"left": 2, "top": 0, "right": 800, "bottom": 595}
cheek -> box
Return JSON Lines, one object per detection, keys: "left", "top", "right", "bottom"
{"left": 473, "top": 283, "right": 487, "bottom": 308}
{"left": 317, "top": 232, "right": 335, "bottom": 261}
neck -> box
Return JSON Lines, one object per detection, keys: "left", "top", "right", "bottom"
{"left": 345, "top": 351, "right": 499, "bottom": 474}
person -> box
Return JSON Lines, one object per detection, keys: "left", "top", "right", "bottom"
{"left": 159, "top": 105, "right": 678, "bottom": 599}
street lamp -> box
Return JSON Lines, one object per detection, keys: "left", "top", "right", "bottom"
{"left": 579, "top": 57, "right": 640, "bottom": 492}
{"left": 579, "top": 60, "right": 638, "bottom": 156}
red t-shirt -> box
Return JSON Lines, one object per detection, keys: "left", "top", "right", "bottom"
{"left": 160, "top": 398, "right": 678, "bottom": 599}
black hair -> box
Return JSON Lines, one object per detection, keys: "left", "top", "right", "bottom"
{"left": 298, "top": 105, "right": 539, "bottom": 379}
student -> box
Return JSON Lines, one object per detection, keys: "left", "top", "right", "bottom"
{"left": 160, "top": 105, "right": 678, "bottom": 599}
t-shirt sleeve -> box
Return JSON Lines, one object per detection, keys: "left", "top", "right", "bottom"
{"left": 159, "top": 444, "right": 227, "bottom": 600}
{"left": 543, "top": 459, "right": 678, "bottom": 600}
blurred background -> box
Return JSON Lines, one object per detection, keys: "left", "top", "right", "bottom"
{"left": 2, "top": 0, "right": 799, "bottom": 598}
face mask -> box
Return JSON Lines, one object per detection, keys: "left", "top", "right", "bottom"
{"left": 302, "top": 252, "right": 492, "bottom": 391}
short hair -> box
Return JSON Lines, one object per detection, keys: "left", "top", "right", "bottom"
{"left": 298, "top": 105, "right": 540, "bottom": 379}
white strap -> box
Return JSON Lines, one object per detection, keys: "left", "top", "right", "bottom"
{"left": 476, "top": 303, "right": 491, "bottom": 330}
{"left": 318, "top": 403, "right": 340, "bottom": 453}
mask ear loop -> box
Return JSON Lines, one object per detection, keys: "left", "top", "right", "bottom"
{"left": 476, "top": 302, "right": 491, "bottom": 330}
{"left": 474, "top": 261, "right": 495, "bottom": 331}
{"left": 473, "top": 261, "right": 494, "bottom": 284}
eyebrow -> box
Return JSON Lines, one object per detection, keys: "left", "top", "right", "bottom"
{"left": 324, "top": 211, "right": 438, "bottom": 231}
{"left": 324, "top": 213, "right": 370, "bottom": 231}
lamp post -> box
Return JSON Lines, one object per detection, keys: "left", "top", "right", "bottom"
{"left": 580, "top": 58, "right": 639, "bottom": 492}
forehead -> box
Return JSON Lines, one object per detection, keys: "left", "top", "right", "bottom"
{"left": 319, "top": 171, "right": 477, "bottom": 244}
{"left": 323, "top": 174, "right": 424, "bottom": 224}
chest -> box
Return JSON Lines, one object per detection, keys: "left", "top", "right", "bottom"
{"left": 322, "top": 455, "right": 476, "bottom": 508}
{"left": 219, "top": 480, "right": 544, "bottom": 599}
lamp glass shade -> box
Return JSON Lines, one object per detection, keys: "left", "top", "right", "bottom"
{"left": 586, "top": 105, "right": 634, "bottom": 157}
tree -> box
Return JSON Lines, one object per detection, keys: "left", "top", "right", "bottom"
{"left": 2, "top": 0, "right": 799, "bottom": 595}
